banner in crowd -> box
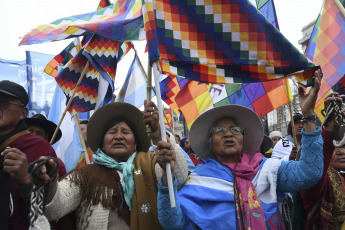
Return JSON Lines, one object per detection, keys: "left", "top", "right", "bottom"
{"left": 0, "top": 51, "right": 56, "bottom": 117}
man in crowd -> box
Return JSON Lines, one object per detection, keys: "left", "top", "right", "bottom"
{"left": 0, "top": 80, "right": 66, "bottom": 230}
{"left": 75, "top": 119, "right": 94, "bottom": 169}
{"left": 272, "top": 113, "right": 303, "bottom": 161}
{"left": 26, "top": 113, "right": 62, "bottom": 144}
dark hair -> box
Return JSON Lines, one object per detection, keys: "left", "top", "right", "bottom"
{"left": 175, "top": 134, "right": 180, "bottom": 138}
{"left": 80, "top": 120, "right": 89, "bottom": 125}
{"left": 287, "top": 113, "right": 303, "bottom": 136}
{"left": 100, "top": 118, "right": 138, "bottom": 148}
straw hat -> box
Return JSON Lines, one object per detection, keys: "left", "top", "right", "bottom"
{"left": 189, "top": 105, "right": 263, "bottom": 160}
{"left": 87, "top": 102, "right": 150, "bottom": 152}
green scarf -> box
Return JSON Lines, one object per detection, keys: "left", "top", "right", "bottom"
{"left": 93, "top": 148, "right": 137, "bottom": 209}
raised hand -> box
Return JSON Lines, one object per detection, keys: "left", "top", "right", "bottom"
{"left": 298, "top": 69, "right": 322, "bottom": 117}
{"left": 143, "top": 100, "right": 159, "bottom": 133}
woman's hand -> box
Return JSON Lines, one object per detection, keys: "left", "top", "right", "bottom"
{"left": 156, "top": 141, "right": 176, "bottom": 186}
{"left": 298, "top": 69, "right": 322, "bottom": 117}
{"left": 143, "top": 100, "right": 159, "bottom": 133}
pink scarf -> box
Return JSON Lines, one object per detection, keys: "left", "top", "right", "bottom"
{"left": 222, "top": 153, "right": 266, "bottom": 230}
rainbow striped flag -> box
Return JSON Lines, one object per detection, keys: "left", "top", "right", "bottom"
{"left": 174, "top": 78, "right": 292, "bottom": 129}
{"left": 142, "top": 0, "right": 318, "bottom": 84}
{"left": 19, "top": 0, "right": 144, "bottom": 45}
{"left": 306, "top": 0, "right": 345, "bottom": 102}
{"left": 56, "top": 35, "right": 132, "bottom": 114}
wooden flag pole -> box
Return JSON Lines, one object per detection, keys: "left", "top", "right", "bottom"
{"left": 146, "top": 53, "right": 153, "bottom": 133}
{"left": 276, "top": 108, "right": 281, "bottom": 132}
{"left": 334, "top": 0, "right": 345, "bottom": 18}
{"left": 50, "top": 61, "right": 90, "bottom": 144}
{"left": 288, "top": 101, "right": 298, "bottom": 147}
{"left": 74, "top": 115, "right": 90, "bottom": 164}
{"left": 152, "top": 62, "right": 175, "bottom": 208}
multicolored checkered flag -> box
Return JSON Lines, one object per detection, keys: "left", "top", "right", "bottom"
{"left": 142, "top": 0, "right": 318, "bottom": 84}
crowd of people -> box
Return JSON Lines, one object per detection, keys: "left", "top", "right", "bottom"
{"left": 1, "top": 68, "right": 345, "bottom": 229}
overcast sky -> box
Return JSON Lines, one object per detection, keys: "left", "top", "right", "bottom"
{"left": 0, "top": 0, "right": 324, "bottom": 92}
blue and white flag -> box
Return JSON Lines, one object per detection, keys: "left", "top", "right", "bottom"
{"left": 48, "top": 83, "right": 89, "bottom": 171}
{"left": 116, "top": 53, "right": 155, "bottom": 108}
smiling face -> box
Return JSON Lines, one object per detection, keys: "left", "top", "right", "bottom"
{"left": 211, "top": 118, "right": 244, "bottom": 163}
{"left": 331, "top": 147, "right": 345, "bottom": 171}
{"left": 102, "top": 121, "right": 136, "bottom": 162}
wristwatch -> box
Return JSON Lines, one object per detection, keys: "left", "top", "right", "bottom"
{"left": 303, "top": 114, "right": 317, "bottom": 124}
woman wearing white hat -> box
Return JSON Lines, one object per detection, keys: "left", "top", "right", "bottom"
{"left": 157, "top": 70, "right": 324, "bottom": 229}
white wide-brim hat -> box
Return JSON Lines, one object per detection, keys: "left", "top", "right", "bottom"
{"left": 189, "top": 105, "right": 263, "bottom": 160}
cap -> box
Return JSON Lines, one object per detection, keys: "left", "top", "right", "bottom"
{"left": 0, "top": 80, "right": 29, "bottom": 106}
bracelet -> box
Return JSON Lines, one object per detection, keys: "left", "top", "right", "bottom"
{"left": 303, "top": 114, "right": 317, "bottom": 124}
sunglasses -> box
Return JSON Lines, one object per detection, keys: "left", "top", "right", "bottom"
{"left": 0, "top": 100, "right": 25, "bottom": 110}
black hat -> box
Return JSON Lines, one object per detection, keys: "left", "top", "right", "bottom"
{"left": 260, "top": 135, "right": 273, "bottom": 154}
{"left": 25, "top": 114, "right": 62, "bottom": 144}
{"left": 0, "top": 80, "right": 29, "bottom": 106}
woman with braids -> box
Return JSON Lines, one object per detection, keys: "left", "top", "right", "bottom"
{"left": 29, "top": 102, "right": 188, "bottom": 230}
{"left": 157, "top": 70, "right": 324, "bottom": 229}
{"left": 298, "top": 91, "right": 345, "bottom": 229}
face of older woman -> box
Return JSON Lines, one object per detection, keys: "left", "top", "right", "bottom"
{"left": 103, "top": 121, "right": 136, "bottom": 162}
{"left": 211, "top": 118, "right": 243, "bottom": 163}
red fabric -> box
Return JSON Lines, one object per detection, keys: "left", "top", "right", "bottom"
{"left": 300, "top": 129, "right": 334, "bottom": 229}
{"left": 8, "top": 133, "right": 66, "bottom": 230}
{"left": 188, "top": 153, "right": 204, "bottom": 166}
{"left": 75, "top": 147, "right": 93, "bottom": 169}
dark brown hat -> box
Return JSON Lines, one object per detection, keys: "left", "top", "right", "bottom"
{"left": 25, "top": 114, "right": 62, "bottom": 144}
{"left": 87, "top": 102, "right": 150, "bottom": 152}
{"left": 0, "top": 80, "right": 29, "bottom": 106}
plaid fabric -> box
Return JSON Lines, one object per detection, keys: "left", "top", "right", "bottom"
{"left": 142, "top": 0, "right": 317, "bottom": 84}
{"left": 44, "top": 38, "right": 83, "bottom": 77}
{"left": 305, "top": 0, "right": 345, "bottom": 102}
{"left": 43, "top": 0, "right": 111, "bottom": 78}
{"left": 56, "top": 35, "right": 132, "bottom": 114}
{"left": 173, "top": 77, "right": 292, "bottom": 129}
{"left": 160, "top": 74, "right": 189, "bottom": 114}
{"left": 19, "top": 0, "right": 144, "bottom": 45}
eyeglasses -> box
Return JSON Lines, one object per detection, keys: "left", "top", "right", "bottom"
{"left": 0, "top": 100, "right": 25, "bottom": 110}
{"left": 211, "top": 126, "right": 244, "bottom": 135}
